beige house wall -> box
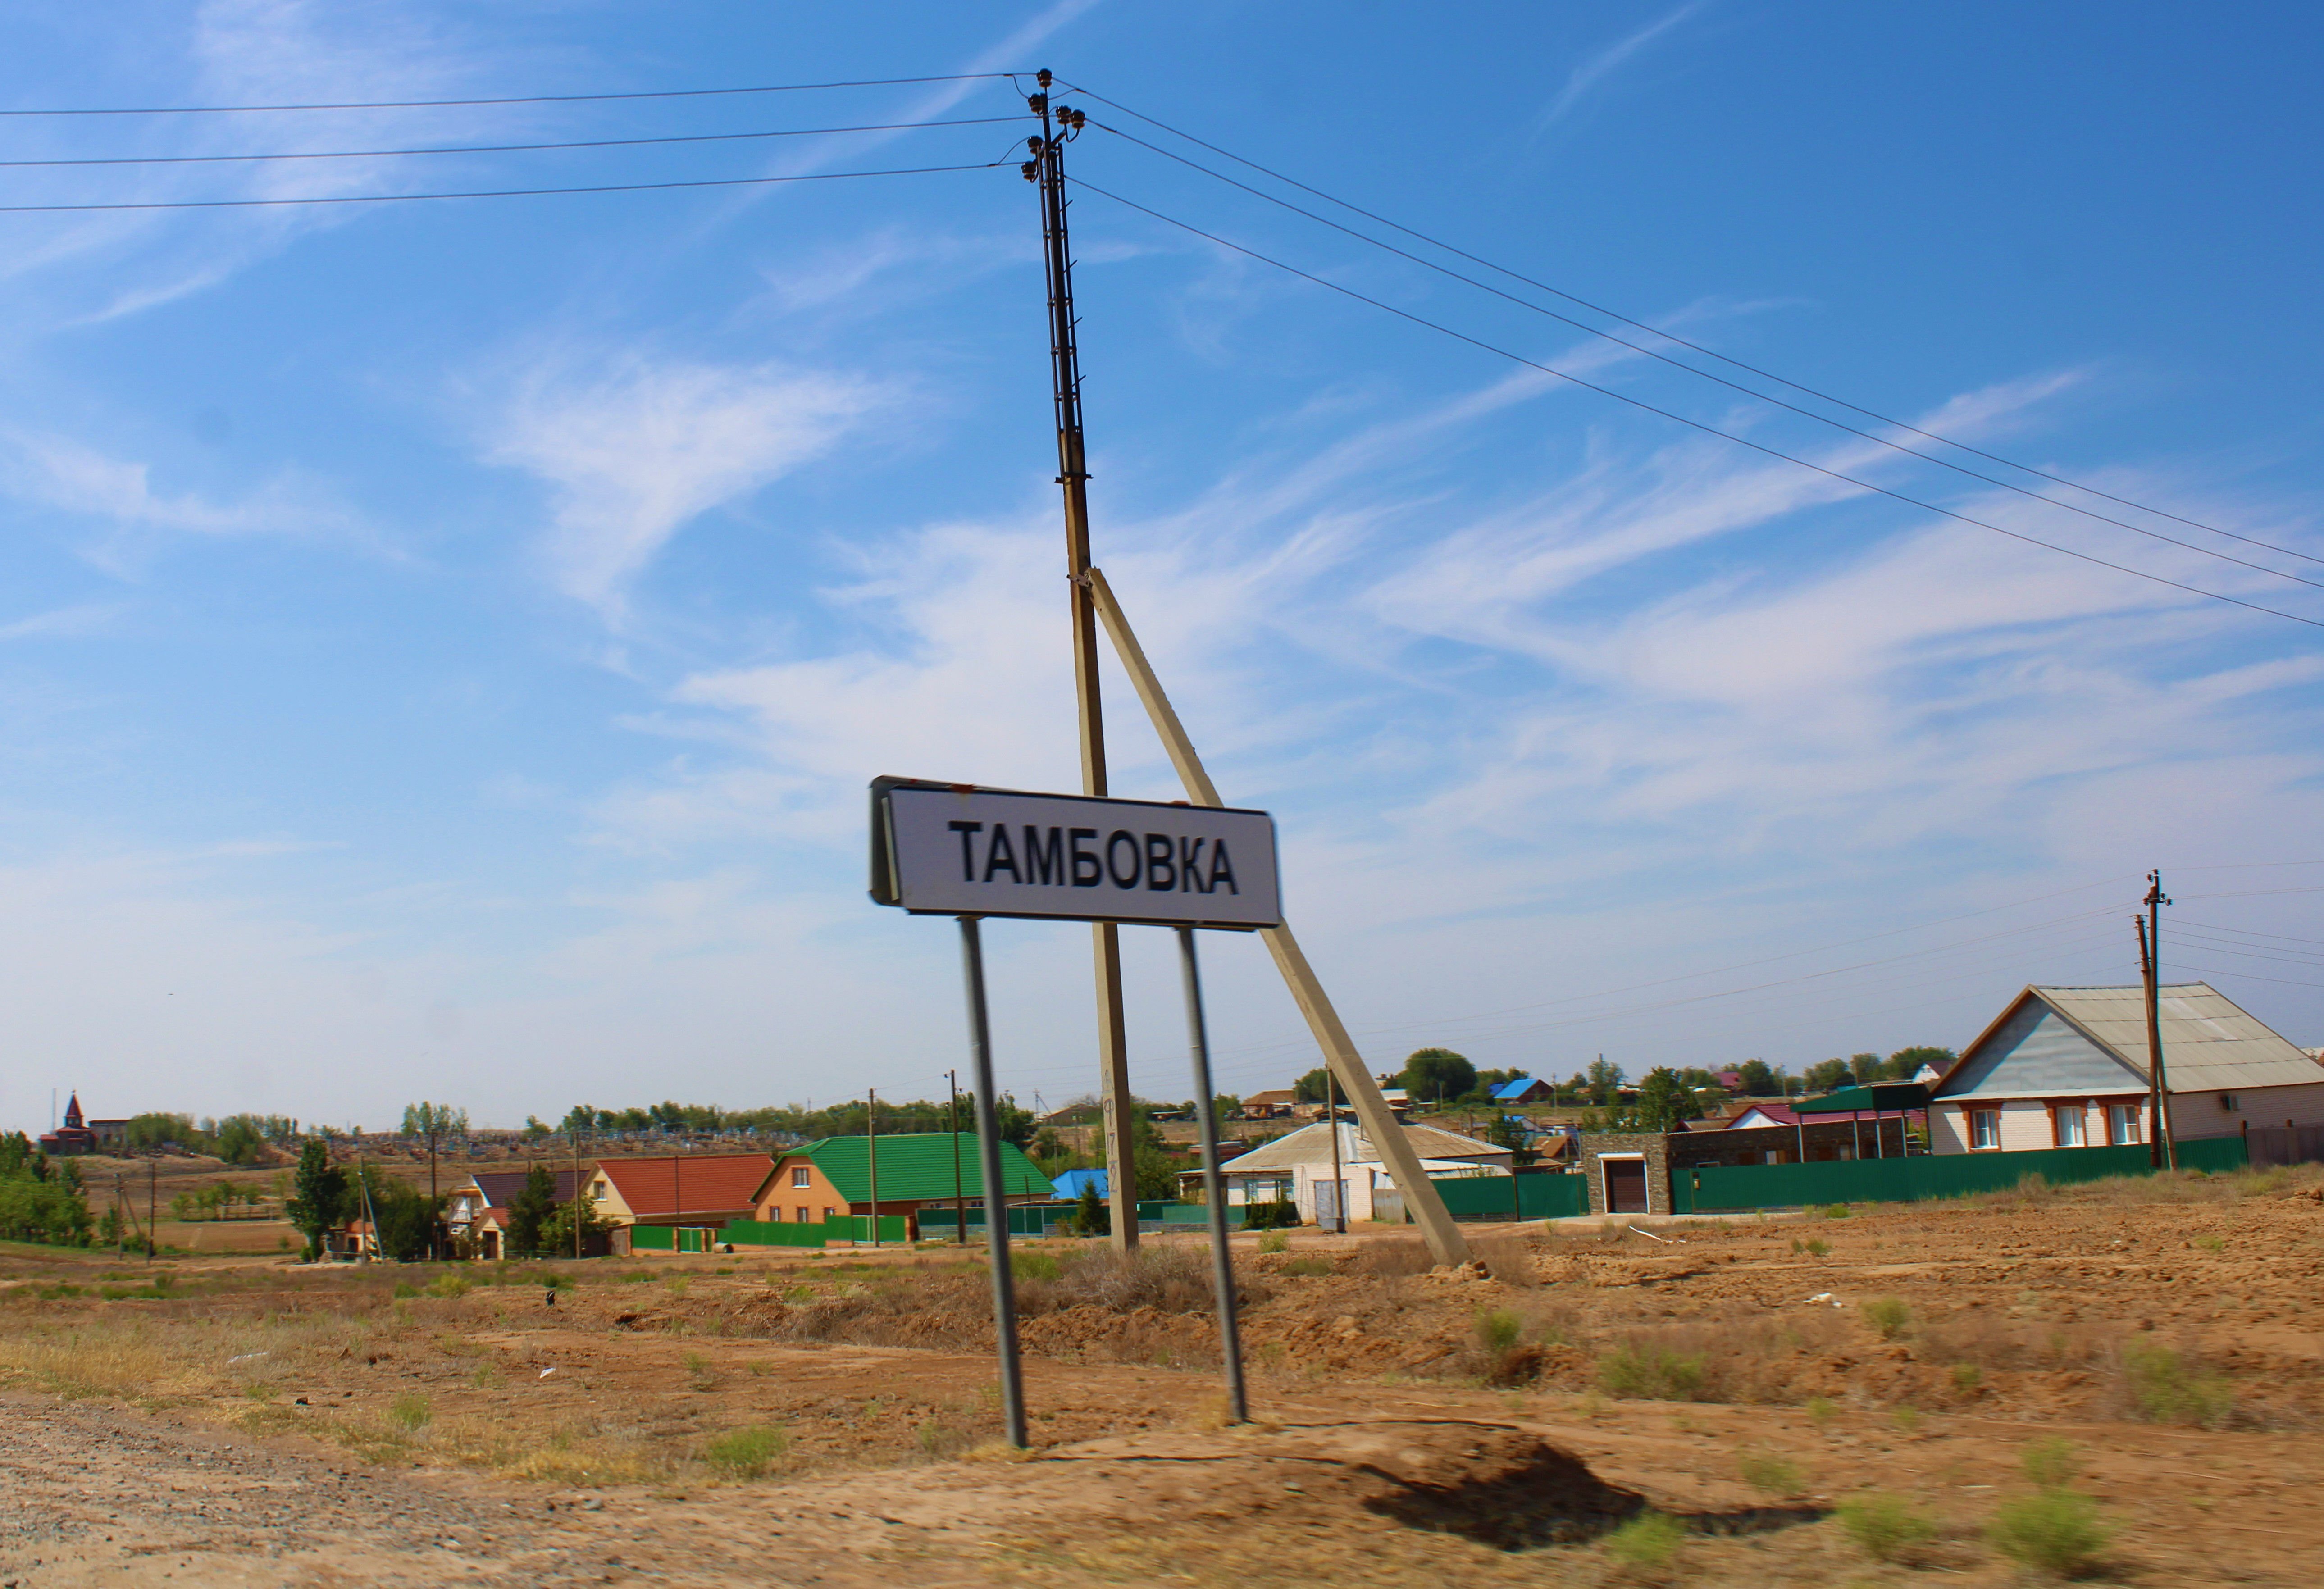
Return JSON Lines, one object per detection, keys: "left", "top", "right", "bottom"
{"left": 2180, "top": 1080, "right": 2324, "bottom": 1140}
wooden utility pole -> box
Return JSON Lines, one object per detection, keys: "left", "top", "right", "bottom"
{"left": 2139, "top": 871, "right": 2179, "bottom": 1170}
{"left": 146, "top": 1161, "right": 156, "bottom": 1262}
{"left": 949, "top": 1070, "right": 966, "bottom": 1246}
{"left": 572, "top": 1125, "right": 584, "bottom": 1261}
{"left": 114, "top": 1173, "right": 124, "bottom": 1258}
{"left": 1026, "top": 72, "right": 1138, "bottom": 1250}
{"left": 1082, "top": 567, "right": 1471, "bottom": 1265}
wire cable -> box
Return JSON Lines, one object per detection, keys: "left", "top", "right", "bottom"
{"left": 0, "top": 74, "right": 1018, "bottom": 117}
{"left": 0, "top": 114, "right": 1027, "bottom": 168}
{"left": 1082, "top": 117, "right": 2324, "bottom": 589}
{"left": 0, "top": 159, "right": 1007, "bottom": 214}
{"left": 1061, "top": 81, "right": 2323, "bottom": 572}
{"left": 1074, "top": 179, "right": 2324, "bottom": 632}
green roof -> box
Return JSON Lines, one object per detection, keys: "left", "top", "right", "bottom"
{"left": 794, "top": 1132, "right": 1053, "bottom": 1203}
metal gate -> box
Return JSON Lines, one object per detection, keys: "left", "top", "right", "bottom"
{"left": 2246, "top": 1125, "right": 2324, "bottom": 1168}
{"left": 1604, "top": 1158, "right": 1649, "bottom": 1214}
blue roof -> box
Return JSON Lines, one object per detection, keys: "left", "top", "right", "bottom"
{"left": 1049, "top": 1168, "right": 1109, "bottom": 1199}
{"left": 1489, "top": 1077, "right": 1542, "bottom": 1101}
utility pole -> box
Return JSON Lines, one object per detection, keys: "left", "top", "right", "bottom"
{"left": 867, "top": 1088, "right": 881, "bottom": 1249}
{"left": 1025, "top": 70, "right": 1136, "bottom": 1251}
{"left": 1326, "top": 1066, "right": 1344, "bottom": 1234}
{"left": 147, "top": 1160, "right": 156, "bottom": 1262}
{"left": 114, "top": 1173, "right": 124, "bottom": 1258}
{"left": 949, "top": 1070, "right": 966, "bottom": 1247}
{"left": 572, "top": 1124, "right": 584, "bottom": 1261}
{"left": 2139, "top": 871, "right": 2178, "bottom": 1170}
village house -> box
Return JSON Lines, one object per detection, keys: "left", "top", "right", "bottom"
{"left": 1178, "top": 1117, "right": 1509, "bottom": 1225}
{"left": 447, "top": 1167, "right": 585, "bottom": 1259}
{"left": 36, "top": 1094, "right": 127, "bottom": 1156}
{"left": 588, "top": 1152, "right": 773, "bottom": 1254}
{"left": 1488, "top": 1076, "right": 1558, "bottom": 1106}
{"left": 747, "top": 1131, "right": 1051, "bottom": 1240}
{"left": 1238, "top": 1089, "right": 1298, "bottom": 1118}
{"left": 1576, "top": 1118, "right": 1877, "bottom": 1214}
{"left": 1929, "top": 983, "right": 2324, "bottom": 1158}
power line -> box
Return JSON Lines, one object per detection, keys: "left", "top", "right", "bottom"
{"left": 2171, "top": 918, "right": 2324, "bottom": 948}
{"left": 0, "top": 159, "right": 1007, "bottom": 214}
{"left": 1081, "top": 117, "right": 2324, "bottom": 591}
{"left": 1075, "top": 178, "right": 2324, "bottom": 632}
{"left": 0, "top": 114, "right": 1026, "bottom": 168}
{"left": 0, "top": 74, "right": 1018, "bottom": 118}
{"left": 1061, "top": 81, "right": 2324, "bottom": 574}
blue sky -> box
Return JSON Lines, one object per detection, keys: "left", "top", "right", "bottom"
{"left": 3, "top": 2, "right": 2319, "bottom": 1134}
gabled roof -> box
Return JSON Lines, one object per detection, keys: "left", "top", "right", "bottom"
{"left": 769, "top": 1133, "right": 1051, "bottom": 1204}
{"left": 1048, "top": 1168, "right": 1108, "bottom": 1200}
{"left": 1940, "top": 983, "right": 2324, "bottom": 1097}
{"left": 1220, "top": 1119, "right": 1504, "bottom": 1174}
{"left": 592, "top": 1153, "right": 772, "bottom": 1217}
{"left": 466, "top": 1168, "right": 582, "bottom": 1206}
{"left": 1488, "top": 1077, "right": 1547, "bottom": 1101}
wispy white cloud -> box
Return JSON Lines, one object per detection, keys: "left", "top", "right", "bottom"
{"left": 1535, "top": 2, "right": 1708, "bottom": 135}
{"left": 486, "top": 353, "right": 892, "bottom": 617}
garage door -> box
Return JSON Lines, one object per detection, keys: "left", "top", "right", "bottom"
{"left": 1603, "top": 1158, "right": 1648, "bottom": 1214}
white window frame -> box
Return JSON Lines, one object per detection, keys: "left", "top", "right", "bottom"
{"left": 792, "top": 1166, "right": 811, "bottom": 1188}
{"left": 2054, "top": 1104, "right": 2086, "bottom": 1148}
{"left": 2107, "top": 1104, "right": 2142, "bottom": 1146}
{"left": 1969, "top": 1108, "right": 2001, "bottom": 1150}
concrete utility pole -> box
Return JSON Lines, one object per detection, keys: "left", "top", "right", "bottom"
{"left": 1026, "top": 72, "right": 1138, "bottom": 1250}
{"left": 2138, "top": 871, "right": 2179, "bottom": 1170}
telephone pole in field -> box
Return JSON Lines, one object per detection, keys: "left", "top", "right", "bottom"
{"left": 2137, "top": 870, "right": 2178, "bottom": 1170}
{"left": 1025, "top": 70, "right": 1137, "bottom": 1249}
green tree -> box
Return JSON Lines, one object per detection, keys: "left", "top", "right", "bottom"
{"left": 1887, "top": 1046, "right": 1955, "bottom": 1079}
{"left": 1734, "top": 1059, "right": 1778, "bottom": 1096}
{"left": 1804, "top": 1058, "right": 1854, "bottom": 1093}
{"left": 401, "top": 1101, "right": 469, "bottom": 1143}
{"left": 1071, "top": 1182, "right": 1109, "bottom": 1237}
{"left": 1848, "top": 1052, "right": 1883, "bottom": 1083}
{"left": 1634, "top": 1068, "right": 1696, "bottom": 1133}
{"left": 506, "top": 1163, "right": 558, "bottom": 1258}
{"left": 542, "top": 1190, "right": 616, "bottom": 1258}
{"left": 1294, "top": 1067, "right": 1333, "bottom": 1103}
{"left": 522, "top": 1115, "right": 552, "bottom": 1142}
{"left": 1400, "top": 1048, "right": 1477, "bottom": 1107}
{"left": 1484, "top": 1112, "right": 1536, "bottom": 1166}
{"left": 361, "top": 1174, "right": 442, "bottom": 1262}
{"left": 284, "top": 1138, "right": 349, "bottom": 1261}
{"left": 213, "top": 1115, "right": 268, "bottom": 1166}
{"left": 1586, "top": 1057, "right": 1627, "bottom": 1106}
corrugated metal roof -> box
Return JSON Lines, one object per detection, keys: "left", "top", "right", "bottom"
{"left": 1221, "top": 1119, "right": 1504, "bottom": 1173}
{"left": 790, "top": 1133, "right": 1051, "bottom": 1204}
{"left": 594, "top": 1153, "right": 772, "bottom": 1217}
{"left": 467, "top": 1168, "right": 581, "bottom": 1206}
{"left": 1943, "top": 983, "right": 2324, "bottom": 1096}
{"left": 2037, "top": 983, "right": 2324, "bottom": 1091}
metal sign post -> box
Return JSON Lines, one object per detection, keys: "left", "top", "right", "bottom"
{"left": 956, "top": 916, "right": 1027, "bottom": 1449}
{"left": 882, "top": 777, "right": 1280, "bottom": 1443}
{"left": 1176, "top": 926, "right": 1248, "bottom": 1423}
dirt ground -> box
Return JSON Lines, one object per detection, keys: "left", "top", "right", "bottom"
{"left": 2, "top": 1165, "right": 2321, "bottom": 1586}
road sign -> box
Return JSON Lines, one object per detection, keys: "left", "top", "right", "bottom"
{"left": 869, "top": 776, "right": 1282, "bottom": 930}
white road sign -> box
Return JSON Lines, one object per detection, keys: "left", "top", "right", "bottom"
{"left": 870, "top": 777, "right": 1282, "bottom": 929}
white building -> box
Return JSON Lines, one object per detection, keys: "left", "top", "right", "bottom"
{"left": 1182, "top": 1117, "right": 1508, "bottom": 1224}
{"left": 1929, "top": 983, "right": 2324, "bottom": 1154}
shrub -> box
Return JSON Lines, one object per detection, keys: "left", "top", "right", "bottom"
{"left": 1950, "top": 1363, "right": 1981, "bottom": 1391}
{"left": 1860, "top": 1296, "right": 1909, "bottom": 1339}
{"left": 1805, "top": 1396, "right": 1837, "bottom": 1428}
{"left": 1821, "top": 1203, "right": 1851, "bottom": 1220}
{"left": 1009, "top": 1251, "right": 1061, "bottom": 1283}
{"left": 392, "top": 1282, "right": 420, "bottom": 1299}
{"left": 1986, "top": 1489, "right": 2109, "bottom": 1577}
{"left": 1837, "top": 1492, "right": 1936, "bottom": 1562}
{"left": 702, "top": 1425, "right": 788, "bottom": 1479}
{"left": 1736, "top": 1449, "right": 1801, "bottom": 1497}
{"left": 1598, "top": 1344, "right": 1705, "bottom": 1402}
{"left": 2023, "top": 1437, "right": 2080, "bottom": 1490}
{"left": 1802, "top": 1238, "right": 1829, "bottom": 1258}
{"left": 1243, "top": 1197, "right": 1301, "bottom": 1231}
{"left": 2121, "top": 1338, "right": 2233, "bottom": 1427}
{"left": 1602, "top": 1511, "right": 1686, "bottom": 1576}
{"left": 1257, "top": 1230, "right": 1289, "bottom": 1255}
{"left": 387, "top": 1393, "right": 431, "bottom": 1431}
{"left": 424, "top": 1274, "right": 469, "bottom": 1299}
{"left": 1281, "top": 1255, "right": 1332, "bottom": 1277}
{"left": 1475, "top": 1307, "right": 1522, "bottom": 1356}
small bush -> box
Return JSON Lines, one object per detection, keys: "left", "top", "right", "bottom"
{"left": 1890, "top": 1406, "right": 1923, "bottom": 1434}
{"left": 702, "top": 1424, "right": 788, "bottom": 1479}
{"left": 386, "top": 1393, "right": 431, "bottom": 1431}
{"left": 425, "top": 1274, "right": 469, "bottom": 1299}
{"left": 1243, "top": 1197, "right": 1301, "bottom": 1231}
{"left": 392, "top": 1282, "right": 420, "bottom": 1299}
{"left": 1281, "top": 1255, "right": 1334, "bottom": 1277}
{"left": 1736, "top": 1449, "right": 1801, "bottom": 1496}
{"left": 1010, "top": 1251, "right": 1061, "bottom": 1282}
{"left": 1602, "top": 1511, "right": 1686, "bottom": 1576}
{"left": 2194, "top": 1234, "right": 2224, "bottom": 1252}
{"left": 1860, "top": 1296, "right": 1909, "bottom": 1339}
{"left": 1802, "top": 1238, "right": 1830, "bottom": 1258}
{"left": 2121, "top": 1338, "right": 2232, "bottom": 1427}
{"left": 1986, "top": 1489, "right": 2109, "bottom": 1577}
{"left": 1256, "top": 1230, "right": 1289, "bottom": 1255}
{"left": 1837, "top": 1491, "right": 1936, "bottom": 1562}
{"left": 1475, "top": 1307, "right": 1523, "bottom": 1356}
{"left": 2023, "top": 1437, "right": 2080, "bottom": 1490}
{"left": 1820, "top": 1203, "right": 1851, "bottom": 1220}
{"left": 1599, "top": 1344, "right": 1705, "bottom": 1402}
{"left": 1805, "top": 1396, "right": 1838, "bottom": 1428}
{"left": 1950, "top": 1363, "right": 1982, "bottom": 1391}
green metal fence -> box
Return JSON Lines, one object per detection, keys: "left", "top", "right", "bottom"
{"left": 916, "top": 1204, "right": 1072, "bottom": 1238}
{"left": 822, "top": 1214, "right": 910, "bottom": 1243}
{"left": 721, "top": 1218, "right": 826, "bottom": 1249}
{"left": 1671, "top": 1135, "right": 2251, "bottom": 1213}
{"left": 1432, "top": 1173, "right": 1588, "bottom": 1220}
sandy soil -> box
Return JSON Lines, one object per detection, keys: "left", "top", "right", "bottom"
{"left": 2, "top": 1169, "right": 2321, "bottom": 1586}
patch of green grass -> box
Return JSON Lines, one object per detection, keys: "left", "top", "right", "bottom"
{"left": 386, "top": 1393, "right": 432, "bottom": 1431}
{"left": 1836, "top": 1491, "right": 1936, "bottom": 1562}
{"left": 1802, "top": 1238, "right": 1830, "bottom": 1257}
{"left": 1257, "top": 1230, "right": 1289, "bottom": 1255}
{"left": 1820, "top": 1203, "right": 1851, "bottom": 1220}
{"left": 1950, "top": 1363, "right": 1981, "bottom": 1391}
{"left": 1598, "top": 1344, "right": 1705, "bottom": 1402}
{"left": 1860, "top": 1296, "right": 1909, "bottom": 1339}
{"left": 1474, "top": 1307, "right": 1523, "bottom": 1356}
{"left": 392, "top": 1282, "right": 420, "bottom": 1299}
{"left": 1890, "top": 1405, "right": 1923, "bottom": 1434}
{"left": 1986, "top": 1488, "right": 2110, "bottom": 1577}
{"left": 1805, "top": 1396, "right": 1838, "bottom": 1429}
{"left": 701, "top": 1424, "right": 788, "bottom": 1479}
{"left": 1281, "top": 1255, "right": 1334, "bottom": 1277}
{"left": 425, "top": 1274, "right": 469, "bottom": 1299}
{"left": 1009, "top": 1251, "right": 1061, "bottom": 1282}
{"left": 1736, "top": 1449, "right": 1801, "bottom": 1497}
{"left": 1602, "top": 1511, "right": 1686, "bottom": 1575}
{"left": 2023, "top": 1437, "right": 2080, "bottom": 1490}
{"left": 2193, "top": 1234, "right": 2224, "bottom": 1252}
{"left": 2122, "top": 1338, "right": 2232, "bottom": 1427}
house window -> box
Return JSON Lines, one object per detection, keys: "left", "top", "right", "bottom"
{"left": 792, "top": 1205, "right": 810, "bottom": 1223}
{"left": 824, "top": 1207, "right": 835, "bottom": 1221}
{"left": 2107, "top": 1104, "right": 2142, "bottom": 1146}
{"left": 591, "top": 1180, "right": 608, "bottom": 1200}
{"left": 2219, "top": 1093, "right": 2239, "bottom": 1111}
{"left": 792, "top": 1166, "right": 811, "bottom": 1188}
{"left": 1969, "top": 1109, "right": 2001, "bottom": 1150}
{"left": 2053, "top": 1106, "right": 2086, "bottom": 1148}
